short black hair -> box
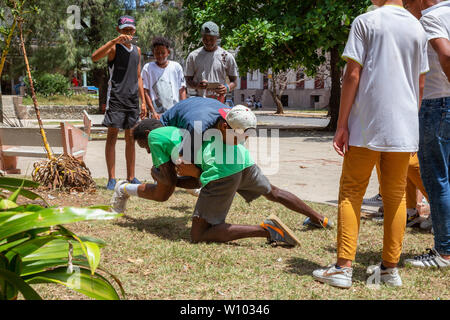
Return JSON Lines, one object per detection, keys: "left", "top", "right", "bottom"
{"left": 151, "top": 37, "right": 172, "bottom": 49}
{"left": 133, "top": 119, "right": 164, "bottom": 140}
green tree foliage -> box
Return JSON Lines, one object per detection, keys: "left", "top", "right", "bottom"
{"left": 183, "top": 0, "right": 371, "bottom": 124}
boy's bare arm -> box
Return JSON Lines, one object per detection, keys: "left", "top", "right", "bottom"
{"left": 333, "top": 59, "right": 362, "bottom": 156}
{"left": 430, "top": 37, "right": 450, "bottom": 82}
{"left": 179, "top": 87, "right": 187, "bottom": 101}
{"left": 91, "top": 34, "right": 132, "bottom": 62}
{"left": 144, "top": 89, "right": 159, "bottom": 119}
{"left": 419, "top": 73, "right": 426, "bottom": 109}
{"left": 137, "top": 47, "right": 147, "bottom": 119}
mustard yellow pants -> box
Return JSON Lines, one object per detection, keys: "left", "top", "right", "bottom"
{"left": 376, "top": 153, "right": 429, "bottom": 209}
{"left": 338, "top": 146, "right": 410, "bottom": 264}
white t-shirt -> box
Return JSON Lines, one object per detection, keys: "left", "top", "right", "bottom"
{"left": 185, "top": 46, "right": 239, "bottom": 97}
{"left": 141, "top": 61, "right": 186, "bottom": 112}
{"left": 421, "top": 1, "right": 450, "bottom": 100}
{"left": 342, "top": 5, "right": 429, "bottom": 153}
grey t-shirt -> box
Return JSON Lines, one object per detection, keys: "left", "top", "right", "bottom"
{"left": 185, "top": 46, "right": 239, "bottom": 97}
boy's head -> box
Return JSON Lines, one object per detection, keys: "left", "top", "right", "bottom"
{"left": 152, "top": 37, "right": 172, "bottom": 65}
{"left": 116, "top": 15, "right": 136, "bottom": 36}
{"left": 133, "top": 119, "right": 164, "bottom": 153}
{"left": 201, "top": 21, "right": 219, "bottom": 51}
{"left": 217, "top": 105, "right": 257, "bottom": 145}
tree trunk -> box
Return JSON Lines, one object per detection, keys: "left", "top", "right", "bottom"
{"left": 0, "top": 86, "right": 3, "bottom": 124}
{"left": 93, "top": 67, "right": 108, "bottom": 114}
{"left": 270, "top": 76, "right": 284, "bottom": 114}
{"left": 326, "top": 46, "right": 342, "bottom": 131}
{"left": 0, "top": 18, "right": 18, "bottom": 124}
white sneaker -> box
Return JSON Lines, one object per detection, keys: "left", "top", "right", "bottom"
{"left": 111, "top": 180, "right": 130, "bottom": 214}
{"left": 312, "top": 264, "right": 353, "bottom": 289}
{"left": 420, "top": 215, "right": 433, "bottom": 231}
{"left": 366, "top": 264, "right": 402, "bottom": 287}
{"left": 363, "top": 193, "right": 383, "bottom": 206}
{"left": 405, "top": 248, "right": 450, "bottom": 268}
{"left": 186, "top": 188, "right": 201, "bottom": 197}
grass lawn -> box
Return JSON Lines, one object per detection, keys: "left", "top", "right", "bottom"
{"left": 22, "top": 94, "right": 98, "bottom": 106}
{"left": 29, "top": 178, "right": 448, "bottom": 300}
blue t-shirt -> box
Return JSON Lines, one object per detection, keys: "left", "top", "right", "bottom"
{"left": 160, "top": 97, "right": 230, "bottom": 163}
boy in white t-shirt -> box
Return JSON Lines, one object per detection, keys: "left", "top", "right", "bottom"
{"left": 142, "top": 37, "right": 187, "bottom": 119}
{"left": 312, "top": 0, "right": 429, "bottom": 289}
{"left": 403, "top": 0, "right": 450, "bottom": 269}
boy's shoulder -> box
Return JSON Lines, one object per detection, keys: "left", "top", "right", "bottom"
{"left": 188, "top": 46, "right": 204, "bottom": 58}
{"left": 169, "top": 60, "right": 183, "bottom": 70}
{"left": 422, "top": 1, "right": 450, "bottom": 20}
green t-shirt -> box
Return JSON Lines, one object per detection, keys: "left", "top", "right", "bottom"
{"left": 197, "top": 136, "right": 254, "bottom": 187}
{"left": 148, "top": 126, "right": 183, "bottom": 168}
{"left": 148, "top": 126, "right": 254, "bottom": 186}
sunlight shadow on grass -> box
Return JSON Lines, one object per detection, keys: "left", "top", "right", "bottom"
{"left": 115, "top": 215, "right": 192, "bottom": 242}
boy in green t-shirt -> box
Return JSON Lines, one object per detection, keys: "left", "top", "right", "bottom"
{"left": 111, "top": 107, "right": 333, "bottom": 245}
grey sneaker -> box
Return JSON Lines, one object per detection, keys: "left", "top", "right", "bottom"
{"left": 406, "top": 208, "right": 425, "bottom": 227}
{"left": 303, "top": 217, "right": 334, "bottom": 229}
{"left": 420, "top": 215, "right": 433, "bottom": 231}
{"left": 363, "top": 193, "right": 382, "bottom": 206}
{"left": 313, "top": 264, "right": 353, "bottom": 289}
{"left": 405, "top": 248, "right": 450, "bottom": 268}
{"left": 260, "top": 214, "right": 301, "bottom": 246}
{"left": 111, "top": 180, "right": 130, "bottom": 214}
{"left": 366, "top": 264, "right": 402, "bottom": 287}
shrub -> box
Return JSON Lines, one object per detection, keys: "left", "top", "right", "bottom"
{"left": 25, "top": 73, "right": 71, "bottom": 97}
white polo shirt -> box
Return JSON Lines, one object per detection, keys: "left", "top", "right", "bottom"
{"left": 342, "top": 5, "right": 429, "bottom": 152}
{"left": 421, "top": 1, "right": 450, "bottom": 100}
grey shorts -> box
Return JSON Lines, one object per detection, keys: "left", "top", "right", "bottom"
{"left": 193, "top": 165, "right": 272, "bottom": 225}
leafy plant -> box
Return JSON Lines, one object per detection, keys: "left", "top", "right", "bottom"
{"left": 24, "top": 73, "right": 71, "bottom": 98}
{"left": 0, "top": 177, "right": 124, "bottom": 300}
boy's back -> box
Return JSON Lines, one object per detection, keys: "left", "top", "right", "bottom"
{"left": 421, "top": 1, "right": 450, "bottom": 100}
{"left": 343, "top": 5, "right": 429, "bottom": 152}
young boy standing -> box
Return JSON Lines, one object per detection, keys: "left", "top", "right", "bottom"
{"left": 312, "top": 0, "right": 429, "bottom": 288}
{"left": 403, "top": 0, "right": 450, "bottom": 269}
{"left": 92, "top": 15, "right": 146, "bottom": 190}
{"left": 141, "top": 37, "right": 187, "bottom": 120}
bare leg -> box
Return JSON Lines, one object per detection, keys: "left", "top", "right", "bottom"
{"left": 264, "top": 185, "right": 325, "bottom": 224}
{"left": 105, "top": 128, "right": 119, "bottom": 181}
{"left": 124, "top": 129, "right": 136, "bottom": 181}
{"left": 190, "top": 217, "right": 269, "bottom": 243}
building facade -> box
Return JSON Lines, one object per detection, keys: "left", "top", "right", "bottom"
{"left": 233, "top": 69, "right": 331, "bottom": 110}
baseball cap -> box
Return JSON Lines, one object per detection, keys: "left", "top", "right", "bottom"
{"left": 219, "top": 105, "right": 257, "bottom": 135}
{"left": 118, "top": 15, "right": 136, "bottom": 30}
{"left": 201, "top": 21, "right": 220, "bottom": 37}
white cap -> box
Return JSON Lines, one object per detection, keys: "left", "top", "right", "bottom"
{"left": 224, "top": 105, "right": 257, "bottom": 134}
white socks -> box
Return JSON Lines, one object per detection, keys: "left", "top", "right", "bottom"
{"left": 120, "top": 183, "right": 139, "bottom": 197}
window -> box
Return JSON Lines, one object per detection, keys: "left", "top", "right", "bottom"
{"left": 281, "top": 95, "right": 289, "bottom": 107}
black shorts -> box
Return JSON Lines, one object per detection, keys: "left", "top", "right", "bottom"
{"left": 193, "top": 165, "right": 272, "bottom": 225}
{"left": 102, "top": 108, "right": 140, "bottom": 130}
